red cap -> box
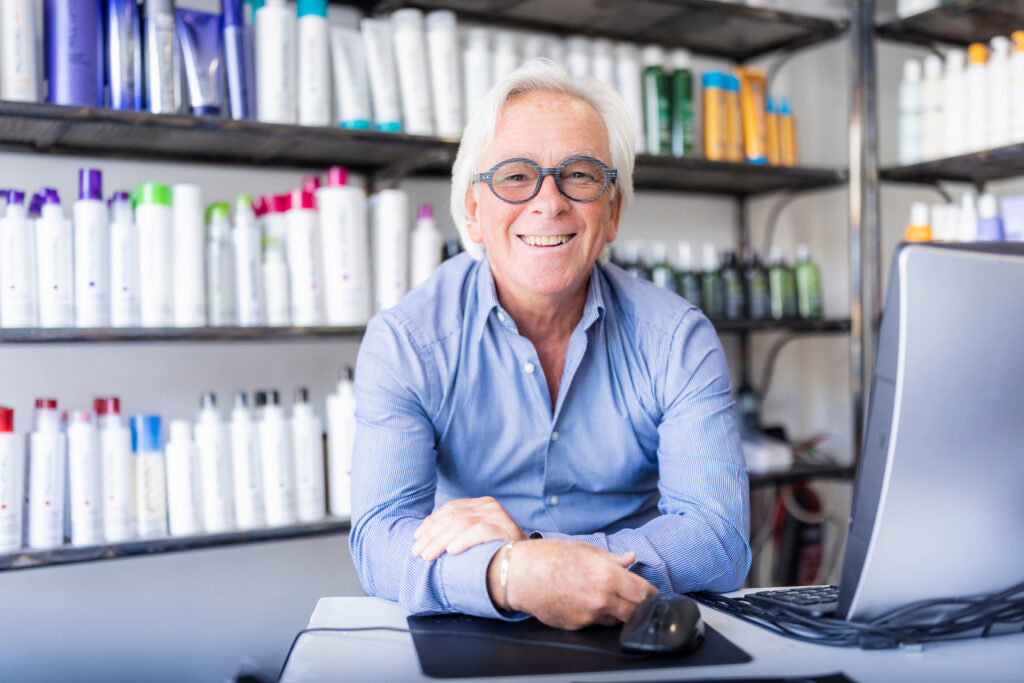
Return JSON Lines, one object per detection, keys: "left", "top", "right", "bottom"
{"left": 252, "top": 195, "right": 268, "bottom": 217}
{"left": 302, "top": 175, "right": 322, "bottom": 194}
{"left": 35, "top": 398, "right": 57, "bottom": 410}
{"left": 267, "top": 193, "right": 289, "bottom": 214}
{"left": 94, "top": 396, "right": 121, "bottom": 416}
{"left": 327, "top": 166, "right": 348, "bottom": 187}
{"left": 0, "top": 407, "right": 13, "bottom": 433}
{"left": 288, "top": 189, "right": 316, "bottom": 211}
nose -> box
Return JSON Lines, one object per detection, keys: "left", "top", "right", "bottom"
{"left": 528, "top": 173, "right": 571, "bottom": 217}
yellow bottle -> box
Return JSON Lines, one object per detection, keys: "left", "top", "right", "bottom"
{"left": 779, "top": 97, "right": 798, "bottom": 166}
{"left": 724, "top": 73, "right": 744, "bottom": 162}
{"left": 702, "top": 72, "right": 728, "bottom": 161}
{"left": 736, "top": 67, "right": 768, "bottom": 164}
{"left": 904, "top": 202, "right": 932, "bottom": 242}
{"left": 766, "top": 96, "right": 782, "bottom": 165}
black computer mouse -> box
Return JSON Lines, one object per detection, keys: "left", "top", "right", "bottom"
{"left": 619, "top": 593, "right": 705, "bottom": 655}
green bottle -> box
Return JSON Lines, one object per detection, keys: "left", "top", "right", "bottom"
{"left": 648, "top": 242, "right": 678, "bottom": 292}
{"left": 674, "top": 241, "right": 702, "bottom": 306}
{"left": 720, "top": 251, "right": 746, "bottom": 320}
{"left": 768, "top": 246, "right": 798, "bottom": 320}
{"left": 622, "top": 241, "right": 650, "bottom": 281}
{"left": 700, "top": 243, "right": 725, "bottom": 319}
{"left": 669, "top": 48, "right": 695, "bottom": 158}
{"left": 642, "top": 45, "right": 670, "bottom": 155}
{"left": 795, "top": 244, "right": 823, "bottom": 319}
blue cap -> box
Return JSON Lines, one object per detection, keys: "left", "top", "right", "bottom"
{"left": 297, "top": 0, "right": 326, "bottom": 18}
{"left": 723, "top": 74, "right": 740, "bottom": 92}
{"left": 131, "top": 415, "right": 163, "bottom": 453}
{"left": 780, "top": 97, "right": 792, "bottom": 116}
{"left": 766, "top": 96, "right": 776, "bottom": 113}
{"left": 222, "top": 0, "right": 245, "bottom": 27}
{"left": 7, "top": 189, "right": 25, "bottom": 205}
{"left": 701, "top": 72, "right": 723, "bottom": 89}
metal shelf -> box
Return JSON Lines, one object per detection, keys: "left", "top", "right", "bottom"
{"left": 876, "top": 0, "right": 1024, "bottom": 47}
{"left": 0, "top": 326, "right": 367, "bottom": 344}
{"left": 0, "top": 517, "right": 351, "bottom": 572}
{"left": 369, "top": 0, "right": 848, "bottom": 62}
{"left": 749, "top": 462, "right": 857, "bottom": 489}
{"left": 712, "top": 318, "right": 851, "bottom": 334}
{"left": 634, "top": 156, "right": 847, "bottom": 197}
{"left": 880, "top": 143, "right": 1024, "bottom": 186}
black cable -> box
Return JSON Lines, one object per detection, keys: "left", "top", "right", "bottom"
{"left": 277, "top": 625, "right": 650, "bottom": 681}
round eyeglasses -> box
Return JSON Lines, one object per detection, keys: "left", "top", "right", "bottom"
{"left": 473, "top": 156, "right": 618, "bottom": 204}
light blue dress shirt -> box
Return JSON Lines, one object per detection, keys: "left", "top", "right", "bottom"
{"left": 350, "top": 253, "right": 751, "bottom": 619}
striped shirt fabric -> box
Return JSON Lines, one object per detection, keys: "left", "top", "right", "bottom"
{"left": 350, "top": 252, "right": 751, "bottom": 619}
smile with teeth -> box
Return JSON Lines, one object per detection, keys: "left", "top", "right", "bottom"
{"left": 519, "top": 234, "right": 576, "bottom": 247}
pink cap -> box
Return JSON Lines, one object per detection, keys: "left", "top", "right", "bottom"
{"left": 268, "top": 193, "right": 290, "bottom": 214}
{"left": 302, "top": 175, "right": 322, "bottom": 194}
{"left": 71, "top": 410, "right": 92, "bottom": 423}
{"left": 93, "top": 397, "right": 121, "bottom": 416}
{"left": 35, "top": 398, "right": 57, "bottom": 410}
{"left": 288, "top": 189, "right": 316, "bottom": 211}
{"left": 0, "top": 407, "right": 13, "bottom": 433}
{"left": 327, "top": 166, "right": 348, "bottom": 187}
{"left": 419, "top": 204, "right": 433, "bottom": 220}
{"left": 252, "top": 195, "right": 268, "bottom": 217}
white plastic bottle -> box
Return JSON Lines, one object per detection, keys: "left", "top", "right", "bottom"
{"left": 144, "top": 0, "right": 180, "bottom": 114}
{"left": 94, "top": 397, "right": 134, "bottom": 543}
{"left": 1, "top": 0, "right": 39, "bottom": 101}
{"left": 943, "top": 49, "right": 967, "bottom": 157}
{"left": 921, "top": 55, "right": 944, "bottom": 161}
{"left": 255, "top": 0, "right": 296, "bottom": 124}
{"left": 206, "top": 202, "right": 237, "bottom": 326}
{"left": 233, "top": 195, "right": 266, "bottom": 327}
{"left": 194, "top": 393, "right": 235, "bottom": 533}
{"left": 317, "top": 167, "right": 371, "bottom": 326}
{"left": 988, "top": 36, "right": 1012, "bottom": 149}
{"left": 546, "top": 35, "right": 566, "bottom": 71}
{"left": 297, "top": 0, "right": 330, "bottom": 127}
{"left": 566, "top": 36, "right": 591, "bottom": 80}
{"left": 286, "top": 189, "right": 323, "bottom": 326}
{"left": 591, "top": 38, "right": 615, "bottom": 87}
{"left": 958, "top": 191, "right": 979, "bottom": 242}
{"left": 361, "top": 17, "right": 403, "bottom": 132}
{"left": 291, "top": 387, "right": 326, "bottom": 523}
{"left": 372, "top": 189, "right": 409, "bottom": 312}
{"left": 74, "top": 170, "right": 110, "bottom": 327}
{"left": 492, "top": 30, "right": 519, "bottom": 85}
{"left": 35, "top": 188, "right": 75, "bottom": 328}
{"left": 106, "top": 192, "right": 140, "bottom": 327}
{"left": 256, "top": 390, "right": 297, "bottom": 526}
{"left": 898, "top": 59, "right": 923, "bottom": 166}
{"left": 136, "top": 182, "right": 174, "bottom": 327}
{"left": 615, "top": 43, "right": 646, "bottom": 155}
{"left": 172, "top": 183, "right": 207, "bottom": 327}
{"left": 410, "top": 204, "right": 443, "bottom": 289}
{"left": 425, "top": 10, "right": 462, "bottom": 139}
{"left": 165, "top": 419, "right": 203, "bottom": 537}
{"left": 0, "top": 190, "right": 39, "bottom": 327}
{"left": 230, "top": 391, "right": 265, "bottom": 530}
{"left": 263, "top": 243, "right": 290, "bottom": 327}
{"left": 0, "top": 406, "right": 25, "bottom": 552}
{"left": 1011, "top": 31, "right": 1024, "bottom": 141}
{"left": 521, "top": 33, "right": 545, "bottom": 64}
{"left": 26, "top": 398, "right": 66, "bottom": 550}
{"left": 462, "top": 27, "right": 492, "bottom": 124}
{"left": 966, "top": 43, "right": 988, "bottom": 152}
{"left": 391, "top": 8, "right": 434, "bottom": 136}
{"left": 67, "top": 410, "right": 104, "bottom": 546}
{"left": 130, "top": 415, "right": 168, "bottom": 538}
{"left": 325, "top": 367, "right": 356, "bottom": 518}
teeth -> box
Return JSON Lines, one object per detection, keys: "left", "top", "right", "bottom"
{"left": 522, "top": 234, "right": 572, "bottom": 247}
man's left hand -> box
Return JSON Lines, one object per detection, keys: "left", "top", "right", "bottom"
{"left": 412, "top": 496, "right": 528, "bottom": 561}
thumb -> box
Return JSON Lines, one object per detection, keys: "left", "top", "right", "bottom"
{"left": 611, "top": 551, "right": 636, "bottom": 568}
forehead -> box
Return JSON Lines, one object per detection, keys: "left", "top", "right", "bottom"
{"left": 484, "top": 90, "right": 610, "bottom": 163}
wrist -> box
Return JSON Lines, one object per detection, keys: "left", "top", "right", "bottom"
{"left": 487, "top": 540, "right": 521, "bottom": 613}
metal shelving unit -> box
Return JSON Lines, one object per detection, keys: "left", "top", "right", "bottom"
{"left": 875, "top": 0, "right": 1024, "bottom": 47}
{"left": 0, "top": 518, "right": 351, "bottom": 572}
{"left": 880, "top": 143, "right": 1024, "bottom": 187}
{"left": 749, "top": 462, "right": 856, "bottom": 489}
{"left": 0, "top": 325, "right": 367, "bottom": 344}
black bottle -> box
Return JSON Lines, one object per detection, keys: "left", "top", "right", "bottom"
{"left": 674, "top": 241, "right": 702, "bottom": 306}
{"left": 720, "top": 251, "right": 745, "bottom": 320}
{"left": 622, "top": 241, "right": 650, "bottom": 280}
{"left": 743, "top": 252, "right": 771, "bottom": 320}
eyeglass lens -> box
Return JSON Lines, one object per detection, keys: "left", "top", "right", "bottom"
{"left": 491, "top": 159, "right": 608, "bottom": 202}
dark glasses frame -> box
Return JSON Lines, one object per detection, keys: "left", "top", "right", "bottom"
{"left": 472, "top": 155, "right": 618, "bottom": 204}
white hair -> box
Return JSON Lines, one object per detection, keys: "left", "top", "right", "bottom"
{"left": 449, "top": 58, "right": 636, "bottom": 260}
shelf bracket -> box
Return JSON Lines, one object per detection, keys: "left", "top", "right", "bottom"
{"left": 371, "top": 146, "right": 455, "bottom": 190}
{"left": 760, "top": 190, "right": 798, "bottom": 255}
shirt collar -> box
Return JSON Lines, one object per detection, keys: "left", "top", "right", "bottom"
{"left": 472, "top": 259, "right": 607, "bottom": 343}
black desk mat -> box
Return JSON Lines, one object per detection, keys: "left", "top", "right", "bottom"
{"left": 586, "top": 674, "right": 855, "bottom": 683}
{"left": 408, "top": 613, "right": 751, "bottom": 678}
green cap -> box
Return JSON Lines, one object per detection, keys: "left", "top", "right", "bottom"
{"left": 235, "top": 194, "right": 253, "bottom": 210}
{"left": 206, "top": 202, "right": 230, "bottom": 223}
{"left": 136, "top": 182, "right": 172, "bottom": 207}
{"left": 297, "top": 0, "right": 327, "bottom": 18}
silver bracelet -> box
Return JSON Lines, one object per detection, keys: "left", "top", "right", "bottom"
{"left": 499, "top": 540, "right": 517, "bottom": 613}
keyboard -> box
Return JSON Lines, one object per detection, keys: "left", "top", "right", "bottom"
{"left": 743, "top": 585, "right": 840, "bottom": 617}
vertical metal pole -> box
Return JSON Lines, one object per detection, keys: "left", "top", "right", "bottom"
{"left": 737, "top": 198, "right": 751, "bottom": 388}
{"left": 848, "top": 0, "right": 881, "bottom": 464}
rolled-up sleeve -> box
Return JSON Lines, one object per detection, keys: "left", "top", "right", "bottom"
{"left": 348, "top": 312, "right": 510, "bottom": 618}
{"left": 535, "top": 310, "right": 752, "bottom": 593}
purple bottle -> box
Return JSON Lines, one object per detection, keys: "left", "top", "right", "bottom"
{"left": 222, "top": 0, "right": 254, "bottom": 120}
{"left": 45, "top": 0, "right": 105, "bottom": 107}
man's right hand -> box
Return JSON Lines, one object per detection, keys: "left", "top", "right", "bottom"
{"left": 487, "top": 539, "right": 659, "bottom": 630}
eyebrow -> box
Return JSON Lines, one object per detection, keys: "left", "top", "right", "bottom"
{"left": 489, "top": 151, "right": 606, "bottom": 165}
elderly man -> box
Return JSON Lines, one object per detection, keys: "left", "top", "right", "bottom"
{"left": 350, "top": 60, "right": 750, "bottom": 630}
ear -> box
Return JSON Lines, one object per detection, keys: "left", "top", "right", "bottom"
{"left": 465, "top": 184, "right": 485, "bottom": 244}
{"left": 604, "top": 189, "right": 623, "bottom": 244}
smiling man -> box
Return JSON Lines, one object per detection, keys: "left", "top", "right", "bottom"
{"left": 349, "top": 60, "right": 751, "bottom": 630}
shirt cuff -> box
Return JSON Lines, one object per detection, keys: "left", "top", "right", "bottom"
{"left": 439, "top": 539, "right": 528, "bottom": 621}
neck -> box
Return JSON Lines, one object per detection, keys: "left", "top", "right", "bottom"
{"left": 494, "top": 274, "right": 591, "bottom": 344}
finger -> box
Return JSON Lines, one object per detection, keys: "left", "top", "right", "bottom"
{"left": 445, "top": 523, "right": 512, "bottom": 556}
{"left": 610, "top": 551, "right": 636, "bottom": 568}
{"left": 413, "top": 516, "right": 477, "bottom": 560}
{"left": 596, "top": 614, "right": 619, "bottom": 628}
{"left": 600, "top": 594, "right": 640, "bottom": 624}
{"left": 414, "top": 497, "right": 494, "bottom": 539}
{"left": 613, "top": 571, "right": 659, "bottom": 605}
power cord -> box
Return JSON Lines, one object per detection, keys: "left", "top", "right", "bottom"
{"left": 693, "top": 579, "right": 1024, "bottom": 650}
{"left": 277, "top": 625, "right": 650, "bottom": 680}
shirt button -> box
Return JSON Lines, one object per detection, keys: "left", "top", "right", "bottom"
{"left": 524, "top": 362, "right": 535, "bottom": 374}
{"left": 548, "top": 495, "right": 559, "bottom": 507}
{"left": 497, "top": 312, "right": 506, "bottom": 323}
{"left": 550, "top": 431, "right": 559, "bottom": 442}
